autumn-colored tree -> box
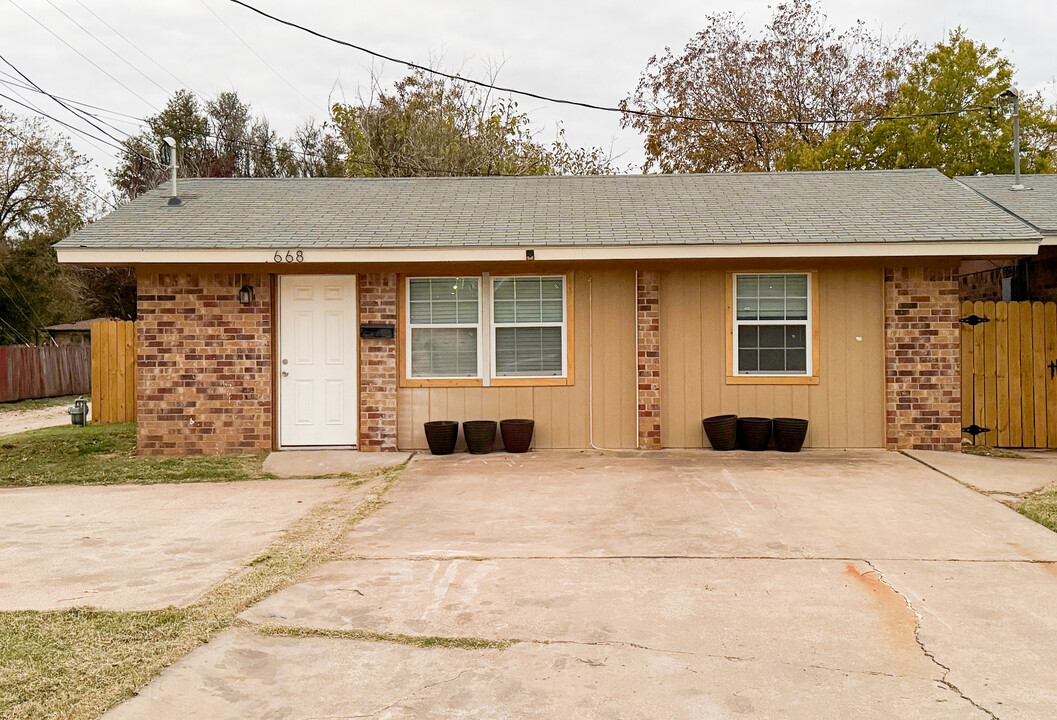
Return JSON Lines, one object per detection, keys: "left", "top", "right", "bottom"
{"left": 0, "top": 109, "right": 102, "bottom": 343}
{"left": 785, "top": 29, "right": 1057, "bottom": 175}
{"left": 622, "top": 0, "right": 914, "bottom": 172}
{"left": 331, "top": 69, "right": 617, "bottom": 177}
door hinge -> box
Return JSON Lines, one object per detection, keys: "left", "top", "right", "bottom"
{"left": 959, "top": 315, "right": 990, "bottom": 326}
{"left": 1049, "top": 359, "right": 1057, "bottom": 379}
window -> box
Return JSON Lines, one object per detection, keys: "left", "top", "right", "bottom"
{"left": 407, "top": 277, "right": 480, "bottom": 378}
{"left": 492, "top": 276, "right": 565, "bottom": 377}
{"left": 732, "top": 273, "right": 812, "bottom": 377}
{"left": 403, "top": 274, "right": 570, "bottom": 386}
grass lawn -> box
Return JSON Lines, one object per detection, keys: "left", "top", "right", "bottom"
{"left": 0, "top": 465, "right": 405, "bottom": 720}
{"left": 1018, "top": 484, "right": 1057, "bottom": 533}
{"left": 0, "top": 423, "right": 268, "bottom": 487}
{"left": 0, "top": 395, "right": 79, "bottom": 414}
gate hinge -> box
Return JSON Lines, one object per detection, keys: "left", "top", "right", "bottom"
{"left": 962, "top": 424, "right": 990, "bottom": 437}
{"left": 959, "top": 315, "right": 990, "bottom": 326}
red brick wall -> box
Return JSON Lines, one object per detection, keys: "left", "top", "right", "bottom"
{"left": 884, "top": 266, "right": 961, "bottom": 451}
{"left": 358, "top": 273, "right": 398, "bottom": 451}
{"left": 637, "top": 270, "right": 662, "bottom": 449}
{"left": 137, "top": 271, "right": 272, "bottom": 455}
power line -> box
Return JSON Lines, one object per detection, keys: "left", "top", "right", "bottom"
{"left": 226, "top": 0, "right": 998, "bottom": 129}
{"left": 0, "top": 122, "right": 120, "bottom": 211}
{"left": 0, "top": 54, "right": 129, "bottom": 148}
{"left": 0, "top": 89, "right": 125, "bottom": 156}
{"left": 198, "top": 0, "right": 318, "bottom": 113}
{"left": 71, "top": 0, "right": 197, "bottom": 93}
{"left": 43, "top": 0, "right": 171, "bottom": 97}
{"left": 7, "top": 0, "right": 158, "bottom": 111}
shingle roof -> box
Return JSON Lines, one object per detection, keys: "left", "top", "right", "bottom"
{"left": 956, "top": 174, "right": 1057, "bottom": 234}
{"left": 57, "top": 168, "right": 1040, "bottom": 250}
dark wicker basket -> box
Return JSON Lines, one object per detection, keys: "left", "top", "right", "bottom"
{"left": 773, "top": 418, "right": 809, "bottom": 453}
{"left": 423, "top": 420, "right": 459, "bottom": 455}
{"left": 500, "top": 419, "right": 535, "bottom": 453}
{"left": 736, "top": 417, "right": 772, "bottom": 451}
{"left": 463, "top": 420, "right": 497, "bottom": 454}
{"left": 702, "top": 414, "right": 737, "bottom": 451}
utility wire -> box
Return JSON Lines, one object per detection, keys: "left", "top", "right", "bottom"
{"left": 0, "top": 71, "right": 146, "bottom": 122}
{"left": 226, "top": 0, "right": 999, "bottom": 128}
{"left": 7, "top": 0, "right": 159, "bottom": 111}
{"left": 198, "top": 0, "right": 318, "bottom": 113}
{"left": 0, "top": 121, "right": 120, "bottom": 210}
{"left": 0, "top": 55, "right": 128, "bottom": 148}
{"left": 43, "top": 0, "right": 172, "bottom": 98}
{"left": 71, "top": 0, "right": 197, "bottom": 93}
{"left": 0, "top": 90, "right": 125, "bottom": 156}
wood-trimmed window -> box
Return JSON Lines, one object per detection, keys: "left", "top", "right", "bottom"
{"left": 400, "top": 273, "right": 573, "bottom": 388}
{"left": 726, "top": 271, "right": 820, "bottom": 385}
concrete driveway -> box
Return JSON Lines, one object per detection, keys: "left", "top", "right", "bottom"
{"left": 107, "top": 450, "right": 1057, "bottom": 719}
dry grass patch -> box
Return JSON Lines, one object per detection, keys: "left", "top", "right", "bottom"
{"left": 1018, "top": 484, "right": 1057, "bottom": 533}
{"left": 0, "top": 464, "right": 405, "bottom": 720}
{"left": 252, "top": 622, "right": 515, "bottom": 651}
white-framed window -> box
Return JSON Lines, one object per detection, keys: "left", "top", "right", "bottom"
{"left": 491, "top": 276, "right": 566, "bottom": 378}
{"left": 407, "top": 277, "right": 481, "bottom": 378}
{"left": 732, "top": 273, "right": 811, "bottom": 376}
{"left": 404, "top": 274, "right": 568, "bottom": 383}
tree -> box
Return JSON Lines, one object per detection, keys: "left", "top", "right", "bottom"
{"left": 785, "top": 29, "right": 1057, "bottom": 175}
{"left": 621, "top": 0, "right": 914, "bottom": 172}
{"left": 331, "top": 69, "right": 617, "bottom": 177}
{"left": 0, "top": 109, "right": 103, "bottom": 344}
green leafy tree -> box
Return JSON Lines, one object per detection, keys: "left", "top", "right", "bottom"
{"left": 331, "top": 69, "right": 617, "bottom": 177}
{"left": 622, "top": 0, "right": 914, "bottom": 172}
{"left": 0, "top": 109, "right": 100, "bottom": 343}
{"left": 785, "top": 29, "right": 1057, "bottom": 175}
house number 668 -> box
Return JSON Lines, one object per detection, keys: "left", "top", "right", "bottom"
{"left": 272, "top": 250, "right": 304, "bottom": 263}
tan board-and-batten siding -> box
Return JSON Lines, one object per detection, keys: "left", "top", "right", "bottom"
{"left": 660, "top": 265, "right": 886, "bottom": 448}
{"left": 397, "top": 270, "right": 638, "bottom": 450}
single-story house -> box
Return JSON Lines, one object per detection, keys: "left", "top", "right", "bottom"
{"left": 42, "top": 318, "right": 102, "bottom": 345}
{"left": 55, "top": 169, "right": 1042, "bottom": 455}
{"left": 956, "top": 174, "right": 1057, "bottom": 303}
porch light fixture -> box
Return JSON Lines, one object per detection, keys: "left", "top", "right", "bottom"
{"left": 238, "top": 285, "right": 255, "bottom": 305}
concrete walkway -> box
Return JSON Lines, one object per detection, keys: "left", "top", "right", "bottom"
{"left": 0, "top": 402, "right": 85, "bottom": 437}
{"left": 107, "top": 450, "right": 1057, "bottom": 719}
{"left": 0, "top": 478, "right": 343, "bottom": 610}
{"left": 905, "top": 448, "right": 1057, "bottom": 496}
{"left": 262, "top": 450, "right": 412, "bottom": 478}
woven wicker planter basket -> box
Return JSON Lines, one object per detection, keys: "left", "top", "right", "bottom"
{"left": 702, "top": 414, "right": 737, "bottom": 451}
{"left": 423, "top": 421, "right": 459, "bottom": 455}
{"left": 463, "top": 420, "right": 497, "bottom": 454}
{"left": 500, "top": 419, "right": 535, "bottom": 453}
{"left": 736, "top": 417, "right": 772, "bottom": 451}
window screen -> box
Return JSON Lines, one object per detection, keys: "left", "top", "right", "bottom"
{"left": 492, "top": 276, "right": 565, "bottom": 377}
{"left": 407, "top": 277, "right": 480, "bottom": 377}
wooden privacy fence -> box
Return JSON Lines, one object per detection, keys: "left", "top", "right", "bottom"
{"left": 0, "top": 344, "right": 90, "bottom": 402}
{"left": 91, "top": 319, "right": 136, "bottom": 423}
{"left": 960, "top": 300, "right": 1057, "bottom": 448}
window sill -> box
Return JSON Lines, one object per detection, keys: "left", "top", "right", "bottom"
{"left": 725, "top": 375, "right": 820, "bottom": 386}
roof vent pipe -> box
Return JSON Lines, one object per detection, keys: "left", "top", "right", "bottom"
{"left": 163, "top": 136, "right": 181, "bottom": 205}
{"left": 997, "top": 87, "right": 1023, "bottom": 191}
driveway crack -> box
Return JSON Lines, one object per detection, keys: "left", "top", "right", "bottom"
{"left": 861, "top": 560, "right": 1000, "bottom": 719}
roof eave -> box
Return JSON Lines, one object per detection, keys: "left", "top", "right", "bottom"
{"left": 55, "top": 240, "right": 1043, "bottom": 266}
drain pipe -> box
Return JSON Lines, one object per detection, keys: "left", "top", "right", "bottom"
{"left": 587, "top": 273, "right": 635, "bottom": 452}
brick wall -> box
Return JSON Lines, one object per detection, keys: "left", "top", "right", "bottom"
{"left": 358, "top": 273, "right": 398, "bottom": 451}
{"left": 884, "top": 266, "right": 961, "bottom": 451}
{"left": 137, "top": 272, "right": 272, "bottom": 455}
{"left": 637, "top": 270, "right": 662, "bottom": 449}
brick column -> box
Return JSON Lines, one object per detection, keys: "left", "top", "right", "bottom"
{"left": 358, "top": 273, "right": 399, "bottom": 451}
{"left": 884, "top": 266, "right": 961, "bottom": 451}
{"left": 137, "top": 271, "right": 273, "bottom": 456}
{"left": 637, "top": 270, "right": 662, "bottom": 449}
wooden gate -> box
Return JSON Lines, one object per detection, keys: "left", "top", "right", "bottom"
{"left": 90, "top": 320, "right": 136, "bottom": 423}
{"left": 960, "top": 301, "right": 1057, "bottom": 448}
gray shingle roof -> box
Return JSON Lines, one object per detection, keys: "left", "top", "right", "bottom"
{"left": 956, "top": 174, "right": 1057, "bottom": 234}
{"left": 57, "top": 168, "right": 1040, "bottom": 251}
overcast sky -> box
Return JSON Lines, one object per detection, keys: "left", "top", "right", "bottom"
{"left": 1, "top": 0, "right": 1053, "bottom": 188}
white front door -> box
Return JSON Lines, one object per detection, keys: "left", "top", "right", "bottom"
{"left": 279, "top": 275, "right": 358, "bottom": 447}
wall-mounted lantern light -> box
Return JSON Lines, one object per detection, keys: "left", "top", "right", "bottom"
{"left": 238, "top": 285, "right": 255, "bottom": 305}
